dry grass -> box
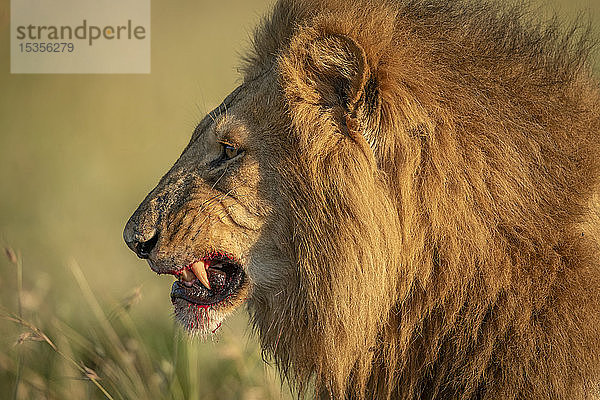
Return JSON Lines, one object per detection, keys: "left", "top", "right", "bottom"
{"left": 0, "top": 248, "right": 291, "bottom": 400}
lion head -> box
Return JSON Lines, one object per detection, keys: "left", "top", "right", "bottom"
{"left": 124, "top": 0, "right": 600, "bottom": 398}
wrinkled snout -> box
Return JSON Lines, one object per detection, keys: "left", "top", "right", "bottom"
{"left": 123, "top": 171, "right": 182, "bottom": 263}
{"left": 122, "top": 164, "right": 220, "bottom": 275}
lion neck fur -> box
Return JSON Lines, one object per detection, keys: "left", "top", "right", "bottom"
{"left": 244, "top": 0, "right": 600, "bottom": 399}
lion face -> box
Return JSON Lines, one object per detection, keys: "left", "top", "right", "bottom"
{"left": 123, "top": 10, "right": 402, "bottom": 377}
{"left": 123, "top": 73, "right": 292, "bottom": 335}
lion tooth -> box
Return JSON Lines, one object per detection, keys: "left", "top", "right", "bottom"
{"left": 191, "top": 260, "right": 211, "bottom": 290}
{"left": 180, "top": 268, "right": 196, "bottom": 284}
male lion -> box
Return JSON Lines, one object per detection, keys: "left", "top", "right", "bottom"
{"left": 124, "top": 0, "right": 600, "bottom": 398}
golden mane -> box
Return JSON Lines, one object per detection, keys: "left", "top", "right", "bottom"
{"left": 243, "top": 0, "right": 600, "bottom": 399}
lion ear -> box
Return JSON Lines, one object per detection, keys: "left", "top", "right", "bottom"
{"left": 281, "top": 32, "right": 376, "bottom": 141}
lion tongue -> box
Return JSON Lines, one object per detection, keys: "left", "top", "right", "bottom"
{"left": 191, "top": 260, "right": 211, "bottom": 290}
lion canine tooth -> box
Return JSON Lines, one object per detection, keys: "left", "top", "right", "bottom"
{"left": 191, "top": 261, "right": 211, "bottom": 290}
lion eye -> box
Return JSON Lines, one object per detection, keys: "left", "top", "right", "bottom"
{"left": 222, "top": 143, "right": 239, "bottom": 160}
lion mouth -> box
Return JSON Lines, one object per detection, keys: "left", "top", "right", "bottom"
{"left": 170, "top": 254, "right": 245, "bottom": 306}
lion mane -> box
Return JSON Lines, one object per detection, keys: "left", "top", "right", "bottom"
{"left": 241, "top": 0, "right": 600, "bottom": 399}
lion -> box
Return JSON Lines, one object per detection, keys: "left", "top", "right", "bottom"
{"left": 123, "top": 0, "right": 600, "bottom": 398}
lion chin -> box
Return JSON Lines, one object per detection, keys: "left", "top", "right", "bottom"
{"left": 124, "top": 0, "right": 600, "bottom": 398}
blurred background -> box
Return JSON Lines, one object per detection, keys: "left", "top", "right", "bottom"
{"left": 0, "top": 0, "right": 598, "bottom": 399}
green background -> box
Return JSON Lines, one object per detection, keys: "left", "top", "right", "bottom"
{"left": 0, "top": 0, "right": 598, "bottom": 398}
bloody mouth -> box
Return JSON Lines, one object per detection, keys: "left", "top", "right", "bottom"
{"left": 170, "top": 254, "right": 245, "bottom": 306}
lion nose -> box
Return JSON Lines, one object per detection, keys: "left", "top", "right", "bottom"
{"left": 131, "top": 232, "right": 159, "bottom": 259}
{"left": 123, "top": 215, "right": 160, "bottom": 259}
